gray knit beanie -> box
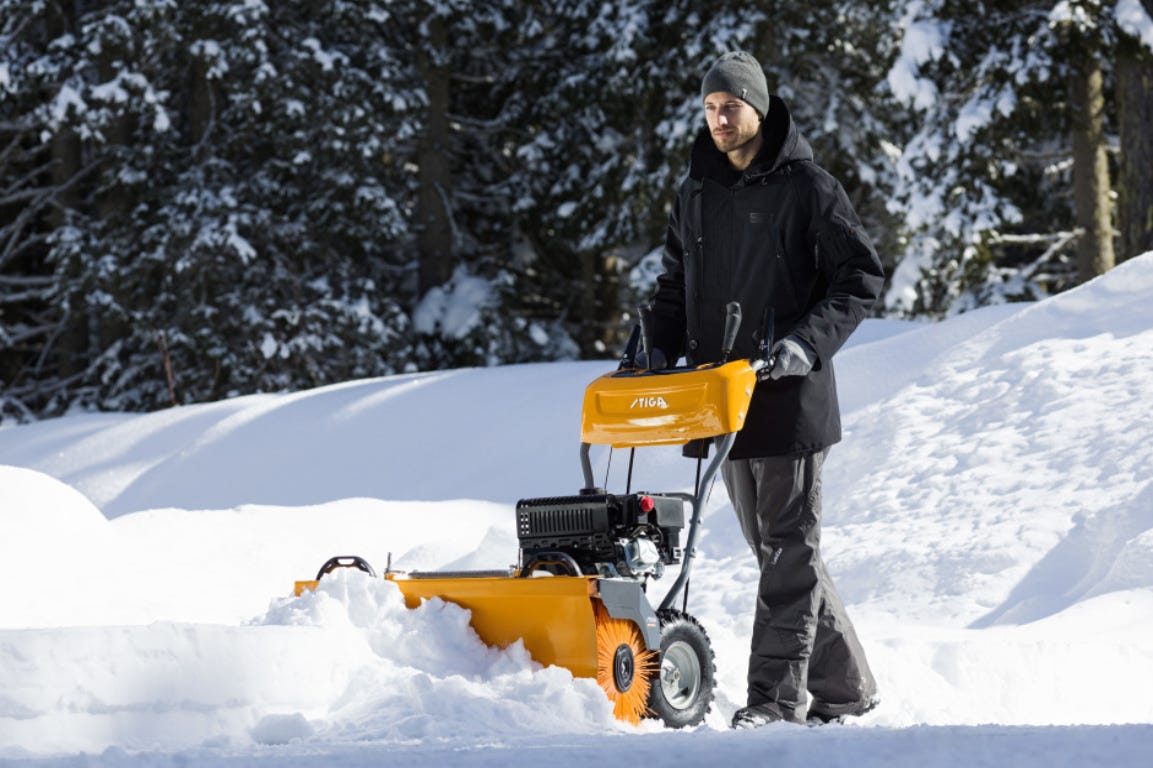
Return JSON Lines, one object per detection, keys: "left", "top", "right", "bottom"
{"left": 700, "top": 51, "right": 770, "bottom": 118}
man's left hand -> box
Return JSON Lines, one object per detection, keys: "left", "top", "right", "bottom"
{"left": 763, "top": 336, "right": 816, "bottom": 380}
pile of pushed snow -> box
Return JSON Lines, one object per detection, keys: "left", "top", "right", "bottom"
{"left": 0, "top": 569, "right": 618, "bottom": 755}
{"left": 258, "top": 570, "right": 618, "bottom": 743}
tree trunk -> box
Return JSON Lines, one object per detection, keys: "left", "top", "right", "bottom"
{"left": 416, "top": 15, "right": 454, "bottom": 297}
{"left": 588, "top": 250, "right": 623, "bottom": 358}
{"left": 1116, "top": 21, "right": 1153, "bottom": 262}
{"left": 188, "top": 49, "right": 214, "bottom": 149}
{"left": 1069, "top": 56, "right": 1115, "bottom": 282}
{"left": 32, "top": 0, "right": 88, "bottom": 384}
{"left": 96, "top": 43, "right": 134, "bottom": 356}
{"left": 48, "top": 87, "right": 86, "bottom": 382}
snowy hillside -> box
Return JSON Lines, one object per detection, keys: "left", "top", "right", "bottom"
{"left": 2, "top": 256, "right": 1153, "bottom": 766}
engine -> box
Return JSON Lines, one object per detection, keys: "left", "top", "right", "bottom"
{"left": 515, "top": 492, "right": 685, "bottom": 579}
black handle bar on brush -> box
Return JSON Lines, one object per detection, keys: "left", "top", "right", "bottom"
{"left": 624, "top": 301, "right": 771, "bottom": 371}
{"left": 657, "top": 430, "right": 735, "bottom": 611}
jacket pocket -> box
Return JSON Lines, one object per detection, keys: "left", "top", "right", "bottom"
{"left": 770, "top": 237, "right": 802, "bottom": 318}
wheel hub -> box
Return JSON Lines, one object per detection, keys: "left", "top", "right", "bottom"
{"left": 612, "top": 644, "right": 635, "bottom": 692}
{"left": 660, "top": 639, "right": 702, "bottom": 710}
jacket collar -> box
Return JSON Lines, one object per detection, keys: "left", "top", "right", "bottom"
{"left": 688, "top": 95, "right": 813, "bottom": 185}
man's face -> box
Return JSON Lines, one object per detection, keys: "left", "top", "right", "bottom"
{"left": 703, "top": 92, "right": 761, "bottom": 155}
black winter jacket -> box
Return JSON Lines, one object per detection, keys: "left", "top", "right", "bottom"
{"left": 650, "top": 96, "right": 884, "bottom": 459}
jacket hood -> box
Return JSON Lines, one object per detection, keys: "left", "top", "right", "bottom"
{"left": 688, "top": 95, "right": 813, "bottom": 184}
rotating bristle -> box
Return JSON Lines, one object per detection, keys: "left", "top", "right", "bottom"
{"left": 594, "top": 601, "right": 658, "bottom": 724}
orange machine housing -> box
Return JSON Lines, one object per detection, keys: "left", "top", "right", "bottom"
{"left": 580, "top": 360, "right": 758, "bottom": 448}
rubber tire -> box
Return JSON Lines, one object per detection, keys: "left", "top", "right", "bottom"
{"left": 647, "top": 608, "right": 716, "bottom": 728}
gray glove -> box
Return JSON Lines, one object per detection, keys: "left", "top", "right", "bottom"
{"left": 765, "top": 336, "right": 815, "bottom": 380}
{"left": 634, "top": 347, "right": 668, "bottom": 371}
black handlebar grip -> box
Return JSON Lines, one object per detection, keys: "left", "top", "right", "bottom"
{"left": 619, "top": 324, "right": 642, "bottom": 370}
{"left": 759, "top": 307, "right": 776, "bottom": 362}
{"left": 720, "top": 301, "right": 742, "bottom": 363}
{"left": 638, "top": 304, "right": 656, "bottom": 360}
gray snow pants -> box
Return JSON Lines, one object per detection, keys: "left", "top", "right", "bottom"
{"left": 721, "top": 449, "right": 877, "bottom": 723}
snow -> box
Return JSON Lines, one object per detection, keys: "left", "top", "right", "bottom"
{"left": 259, "top": 332, "right": 279, "bottom": 360}
{"left": 887, "top": 6, "right": 947, "bottom": 111}
{"left": 48, "top": 83, "right": 87, "bottom": 124}
{"left": 302, "top": 38, "right": 346, "bottom": 72}
{"left": 224, "top": 215, "right": 256, "bottom": 264}
{"left": 1117, "top": 0, "right": 1153, "bottom": 52}
{"left": 3, "top": 256, "right": 1153, "bottom": 764}
{"left": 412, "top": 266, "right": 496, "bottom": 339}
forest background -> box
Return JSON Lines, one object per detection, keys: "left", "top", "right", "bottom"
{"left": 2, "top": 0, "right": 1152, "bottom": 421}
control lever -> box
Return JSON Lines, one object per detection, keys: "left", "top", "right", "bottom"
{"left": 718, "top": 301, "right": 742, "bottom": 364}
{"left": 754, "top": 307, "right": 777, "bottom": 378}
{"left": 619, "top": 324, "right": 641, "bottom": 370}
{"left": 638, "top": 304, "right": 655, "bottom": 364}
{"left": 758, "top": 307, "right": 775, "bottom": 362}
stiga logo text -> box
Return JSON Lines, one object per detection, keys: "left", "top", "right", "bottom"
{"left": 630, "top": 395, "right": 669, "bottom": 410}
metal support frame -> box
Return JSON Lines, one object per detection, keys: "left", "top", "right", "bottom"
{"left": 580, "top": 442, "right": 596, "bottom": 491}
{"left": 658, "top": 432, "right": 735, "bottom": 612}
{"left": 599, "top": 578, "right": 662, "bottom": 650}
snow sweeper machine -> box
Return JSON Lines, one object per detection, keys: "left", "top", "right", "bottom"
{"left": 295, "top": 303, "right": 770, "bottom": 726}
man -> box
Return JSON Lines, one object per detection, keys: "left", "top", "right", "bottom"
{"left": 645, "top": 51, "right": 883, "bottom": 728}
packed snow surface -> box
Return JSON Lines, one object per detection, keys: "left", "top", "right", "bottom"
{"left": 3, "top": 255, "right": 1153, "bottom": 766}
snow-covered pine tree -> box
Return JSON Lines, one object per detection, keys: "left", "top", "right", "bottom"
{"left": 883, "top": 0, "right": 1149, "bottom": 317}
{"left": 497, "top": 0, "right": 679, "bottom": 359}
{"left": 0, "top": 1, "right": 64, "bottom": 420}
{"left": 2, "top": 0, "right": 419, "bottom": 417}
{"left": 0, "top": 0, "right": 180, "bottom": 417}
{"left": 387, "top": 0, "right": 587, "bottom": 370}
{"left": 135, "top": 0, "right": 416, "bottom": 404}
